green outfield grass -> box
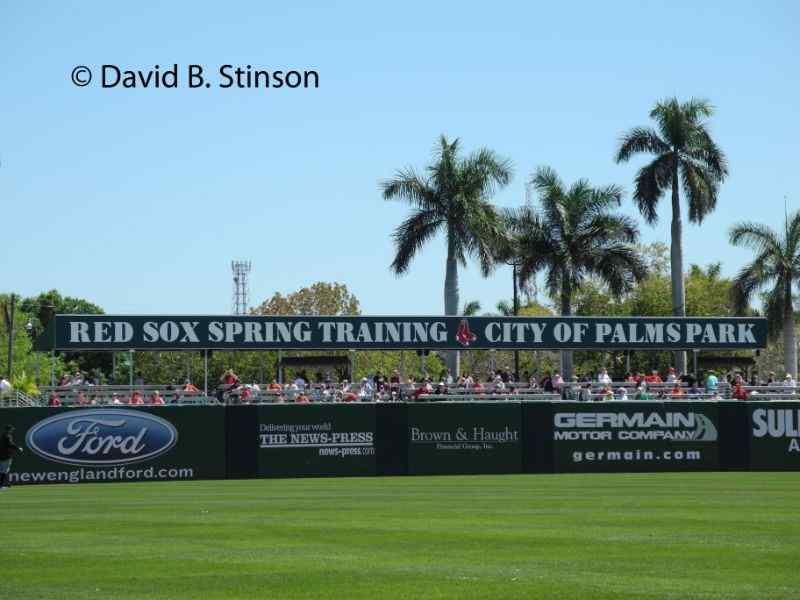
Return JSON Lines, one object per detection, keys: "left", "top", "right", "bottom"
{"left": 1, "top": 473, "right": 798, "bottom": 599}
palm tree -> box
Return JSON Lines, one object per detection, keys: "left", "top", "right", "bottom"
{"left": 382, "top": 135, "right": 512, "bottom": 376}
{"left": 462, "top": 300, "right": 482, "bottom": 317}
{"left": 504, "top": 166, "right": 646, "bottom": 379}
{"left": 615, "top": 97, "right": 728, "bottom": 374}
{"left": 729, "top": 211, "right": 800, "bottom": 378}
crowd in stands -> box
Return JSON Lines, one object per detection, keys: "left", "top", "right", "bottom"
{"left": 10, "top": 364, "right": 799, "bottom": 408}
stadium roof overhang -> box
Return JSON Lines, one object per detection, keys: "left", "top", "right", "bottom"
{"left": 33, "top": 314, "right": 768, "bottom": 352}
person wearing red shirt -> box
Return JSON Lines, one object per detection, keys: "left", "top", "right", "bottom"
{"left": 149, "top": 391, "right": 165, "bottom": 405}
{"left": 129, "top": 391, "right": 144, "bottom": 405}
{"left": 732, "top": 383, "right": 749, "bottom": 401}
{"left": 644, "top": 370, "right": 663, "bottom": 384}
{"left": 240, "top": 386, "right": 253, "bottom": 404}
{"left": 295, "top": 393, "right": 310, "bottom": 404}
{"left": 221, "top": 369, "right": 239, "bottom": 386}
{"left": 183, "top": 380, "right": 199, "bottom": 394}
{"left": 48, "top": 393, "right": 61, "bottom": 407}
{"left": 473, "top": 380, "right": 485, "bottom": 394}
{"left": 671, "top": 384, "right": 684, "bottom": 398}
{"left": 342, "top": 391, "right": 358, "bottom": 402}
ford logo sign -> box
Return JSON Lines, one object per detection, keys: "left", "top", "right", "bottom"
{"left": 26, "top": 409, "right": 178, "bottom": 466}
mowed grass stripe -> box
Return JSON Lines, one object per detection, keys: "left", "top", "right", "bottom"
{"left": 1, "top": 473, "right": 798, "bottom": 599}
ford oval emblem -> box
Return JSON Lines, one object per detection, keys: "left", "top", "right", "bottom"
{"left": 26, "top": 409, "right": 178, "bottom": 466}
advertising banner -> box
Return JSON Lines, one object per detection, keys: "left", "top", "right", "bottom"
{"left": 0, "top": 406, "right": 226, "bottom": 485}
{"left": 37, "top": 314, "right": 767, "bottom": 351}
{"left": 551, "top": 402, "right": 719, "bottom": 472}
{"left": 407, "top": 402, "right": 523, "bottom": 475}
{"left": 257, "top": 404, "right": 376, "bottom": 477}
{"left": 748, "top": 402, "right": 800, "bottom": 470}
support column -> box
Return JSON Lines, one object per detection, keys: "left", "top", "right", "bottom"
{"left": 203, "top": 350, "right": 209, "bottom": 395}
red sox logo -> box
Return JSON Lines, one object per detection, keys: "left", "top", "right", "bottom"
{"left": 456, "top": 319, "right": 477, "bottom": 347}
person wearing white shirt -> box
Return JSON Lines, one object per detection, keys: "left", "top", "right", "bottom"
{"left": 598, "top": 369, "right": 612, "bottom": 385}
{"left": 0, "top": 377, "right": 11, "bottom": 393}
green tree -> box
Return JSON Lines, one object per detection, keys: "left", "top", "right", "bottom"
{"left": 616, "top": 98, "right": 728, "bottom": 374}
{"left": 729, "top": 211, "right": 800, "bottom": 378}
{"left": 252, "top": 282, "right": 360, "bottom": 316}
{"left": 382, "top": 135, "right": 512, "bottom": 376}
{"left": 505, "top": 167, "right": 646, "bottom": 378}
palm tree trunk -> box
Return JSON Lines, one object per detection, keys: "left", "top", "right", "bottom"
{"left": 670, "top": 162, "right": 687, "bottom": 375}
{"left": 560, "top": 279, "right": 573, "bottom": 380}
{"left": 444, "top": 237, "right": 460, "bottom": 378}
{"left": 784, "top": 282, "right": 797, "bottom": 379}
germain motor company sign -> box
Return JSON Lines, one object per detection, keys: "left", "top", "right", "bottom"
{"left": 36, "top": 314, "right": 768, "bottom": 351}
{"left": 26, "top": 409, "right": 178, "bottom": 466}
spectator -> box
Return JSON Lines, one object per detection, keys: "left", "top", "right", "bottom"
{"left": 77, "top": 391, "right": 90, "bottom": 406}
{"left": 222, "top": 369, "right": 240, "bottom": 386}
{"left": 615, "top": 387, "right": 629, "bottom": 401}
{"left": 292, "top": 373, "right": 306, "bottom": 391}
{"left": 268, "top": 380, "right": 282, "bottom": 392}
{"left": 414, "top": 381, "right": 433, "bottom": 401}
{"left": 552, "top": 371, "right": 564, "bottom": 390}
{"left": 645, "top": 370, "right": 663, "bottom": 384}
{"left": 562, "top": 384, "right": 578, "bottom": 401}
{"left": 239, "top": 386, "right": 253, "bottom": 404}
{"left": 473, "top": 380, "right": 485, "bottom": 394}
{"left": 149, "top": 391, "right": 165, "bottom": 405}
{"left": 784, "top": 373, "right": 797, "bottom": 390}
{"left": 57, "top": 373, "right": 70, "bottom": 387}
{"left": 598, "top": 368, "right": 612, "bottom": 385}
{"left": 766, "top": 371, "right": 776, "bottom": 385}
{"left": 687, "top": 382, "right": 703, "bottom": 396}
{"left": 183, "top": 379, "right": 200, "bottom": 394}
{"left": 0, "top": 376, "right": 11, "bottom": 393}
{"left": 129, "top": 391, "right": 144, "bottom": 405}
{"left": 634, "top": 386, "right": 651, "bottom": 400}
{"left": 749, "top": 374, "right": 760, "bottom": 386}
{"left": 578, "top": 384, "right": 593, "bottom": 403}
{"left": 295, "top": 392, "right": 310, "bottom": 404}
{"left": 111, "top": 393, "right": 123, "bottom": 405}
{"left": 601, "top": 385, "right": 614, "bottom": 402}
{"left": 704, "top": 370, "right": 719, "bottom": 394}
{"left": 541, "top": 372, "right": 554, "bottom": 392}
{"left": 665, "top": 367, "right": 678, "bottom": 384}
{"left": 48, "top": 392, "right": 61, "bottom": 407}
{"left": 671, "top": 384, "right": 684, "bottom": 398}
{"left": 732, "top": 382, "right": 749, "bottom": 401}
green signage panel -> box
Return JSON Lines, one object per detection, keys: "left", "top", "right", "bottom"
{"left": 748, "top": 403, "right": 800, "bottom": 470}
{"left": 1, "top": 406, "right": 226, "bottom": 485}
{"left": 257, "top": 404, "right": 376, "bottom": 477}
{"left": 551, "top": 402, "right": 719, "bottom": 472}
{"left": 407, "top": 402, "right": 523, "bottom": 475}
{"left": 38, "top": 314, "right": 767, "bottom": 351}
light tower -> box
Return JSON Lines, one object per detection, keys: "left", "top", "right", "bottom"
{"left": 231, "top": 260, "right": 252, "bottom": 315}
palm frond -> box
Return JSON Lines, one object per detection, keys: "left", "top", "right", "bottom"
{"left": 632, "top": 153, "right": 674, "bottom": 224}
{"left": 681, "top": 160, "right": 718, "bottom": 223}
{"left": 615, "top": 127, "right": 669, "bottom": 163}
{"left": 389, "top": 210, "right": 443, "bottom": 275}
{"left": 729, "top": 222, "right": 783, "bottom": 256}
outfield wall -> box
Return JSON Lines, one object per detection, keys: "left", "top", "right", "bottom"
{"left": 2, "top": 402, "right": 798, "bottom": 484}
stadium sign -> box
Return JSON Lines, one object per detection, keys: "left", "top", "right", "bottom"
{"left": 748, "top": 405, "right": 800, "bottom": 469}
{"left": 5, "top": 407, "right": 226, "bottom": 485}
{"left": 407, "top": 403, "right": 523, "bottom": 475}
{"left": 551, "top": 403, "right": 720, "bottom": 472}
{"left": 36, "top": 314, "right": 768, "bottom": 350}
{"left": 26, "top": 409, "right": 178, "bottom": 466}
{"left": 256, "top": 404, "right": 377, "bottom": 477}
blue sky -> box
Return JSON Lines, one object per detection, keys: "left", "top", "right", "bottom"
{"left": 1, "top": 1, "right": 798, "bottom": 316}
